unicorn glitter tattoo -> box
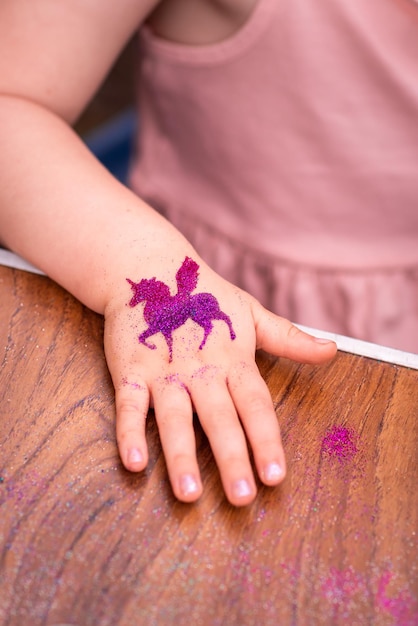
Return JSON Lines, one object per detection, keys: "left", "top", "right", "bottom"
{"left": 127, "top": 257, "right": 236, "bottom": 362}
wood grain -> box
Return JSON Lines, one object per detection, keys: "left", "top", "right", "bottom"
{"left": 0, "top": 266, "right": 417, "bottom": 626}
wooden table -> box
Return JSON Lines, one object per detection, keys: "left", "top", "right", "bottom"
{"left": 0, "top": 264, "right": 417, "bottom": 626}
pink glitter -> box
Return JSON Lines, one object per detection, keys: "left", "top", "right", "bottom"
{"left": 127, "top": 257, "right": 236, "bottom": 362}
{"left": 321, "top": 425, "right": 358, "bottom": 464}
{"left": 321, "top": 567, "right": 418, "bottom": 625}
{"left": 322, "top": 565, "right": 365, "bottom": 605}
{"left": 377, "top": 571, "right": 418, "bottom": 625}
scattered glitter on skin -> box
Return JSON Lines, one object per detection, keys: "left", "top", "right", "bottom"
{"left": 190, "top": 364, "right": 221, "bottom": 383}
{"left": 121, "top": 376, "right": 146, "bottom": 391}
{"left": 127, "top": 257, "right": 236, "bottom": 362}
{"left": 321, "top": 425, "right": 358, "bottom": 464}
{"left": 163, "top": 373, "right": 191, "bottom": 396}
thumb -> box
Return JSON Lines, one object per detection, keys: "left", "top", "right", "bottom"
{"left": 253, "top": 303, "right": 337, "bottom": 364}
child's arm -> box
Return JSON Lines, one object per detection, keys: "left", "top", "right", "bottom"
{"left": 0, "top": 0, "right": 337, "bottom": 506}
{"left": 0, "top": 0, "right": 166, "bottom": 307}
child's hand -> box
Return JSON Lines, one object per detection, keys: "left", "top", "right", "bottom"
{"left": 103, "top": 255, "right": 337, "bottom": 507}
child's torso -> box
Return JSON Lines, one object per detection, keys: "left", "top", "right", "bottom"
{"left": 131, "top": 0, "right": 418, "bottom": 269}
{"left": 146, "top": 0, "right": 258, "bottom": 46}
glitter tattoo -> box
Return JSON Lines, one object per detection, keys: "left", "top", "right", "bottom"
{"left": 127, "top": 257, "right": 236, "bottom": 362}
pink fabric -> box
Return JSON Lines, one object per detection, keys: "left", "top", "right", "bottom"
{"left": 130, "top": 0, "right": 418, "bottom": 352}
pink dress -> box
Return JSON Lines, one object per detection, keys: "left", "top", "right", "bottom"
{"left": 130, "top": 0, "right": 418, "bottom": 352}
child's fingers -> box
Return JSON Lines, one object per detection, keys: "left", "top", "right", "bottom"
{"left": 152, "top": 376, "right": 203, "bottom": 502}
{"left": 190, "top": 371, "right": 257, "bottom": 507}
{"left": 114, "top": 373, "right": 150, "bottom": 472}
{"left": 228, "top": 361, "right": 286, "bottom": 486}
{"left": 254, "top": 304, "right": 337, "bottom": 364}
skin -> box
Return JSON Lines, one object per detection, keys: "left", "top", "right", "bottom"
{"left": 0, "top": 0, "right": 337, "bottom": 506}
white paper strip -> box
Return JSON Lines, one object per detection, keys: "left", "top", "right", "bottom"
{"left": 296, "top": 324, "right": 418, "bottom": 371}
{"left": 0, "top": 249, "right": 45, "bottom": 276}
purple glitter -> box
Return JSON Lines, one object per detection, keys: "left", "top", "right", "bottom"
{"left": 127, "top": 257, "right": 236, "bottom": 362}
{"left": 121, "top": 376, "right": 146, "bottom": 391}
{"left": 164, "top": 373, "right": 191, "bottom": 396}
{"left": 321, "top": 425, "right": 358, "bottom": 464}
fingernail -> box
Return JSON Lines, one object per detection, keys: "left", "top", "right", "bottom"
{"left": 127, "top": 448, "right": 143, "bottom": 464}
{"left": 232, "top": 479, "right": 252, "bottom": 499}
{"left": 314, "top": 337, "right": 334, "bottom": 344}
{"left": 180, "top": 474, "right": 199, "bottom": 497}
{"left": 264, "top": 462, "right": 283, "bottom": 482}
